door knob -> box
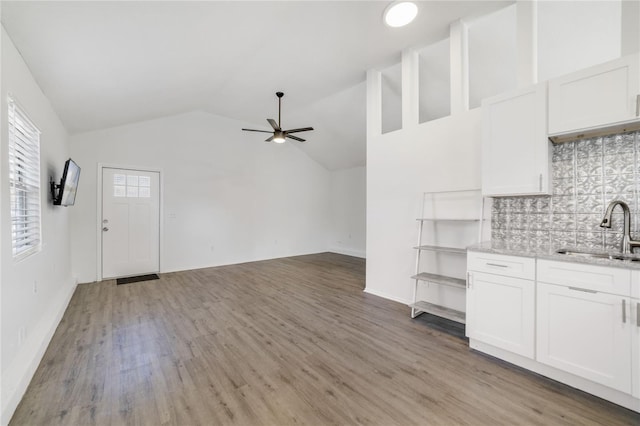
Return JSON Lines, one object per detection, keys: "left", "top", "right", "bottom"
{"left": 102, "top": 227, "right": 109, "bottom": 232}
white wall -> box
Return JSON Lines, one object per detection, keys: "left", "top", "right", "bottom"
{"left": 328, "top": 166, "right": 366, "bottom": 258}
{"left": 365, "top": 112, "right": 481, "bottom": 304}
{"left": 537, "top": 0, "right": 622, "bottom": 82}
{"left": 1, "top": 26, "right": 75, "bottom": 425}
{"left": 70, "top": 111, "right": 332, "bottom": 283}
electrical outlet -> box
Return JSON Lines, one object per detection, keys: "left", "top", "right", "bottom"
{"left": 33, "top": 280, "right": 38, "bottom": 294}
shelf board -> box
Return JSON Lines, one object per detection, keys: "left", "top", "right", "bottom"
{"left": 411, "top": 272, "right": 466, "bottom": 289}
{"left": 414, "top": 245, "right": 466, "bottom": 255}
{"left": 410, "top": 301, "right": 466, "bottom": 324}
{"left": 416, "top": 218, "right": 480, "bottom": 222}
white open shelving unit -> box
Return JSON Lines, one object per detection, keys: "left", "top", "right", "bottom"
{"left": 410, "top": 189, "right": 487, "bottom": 324}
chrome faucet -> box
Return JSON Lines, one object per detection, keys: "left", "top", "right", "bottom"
{"left": 600, "top": 200, "right": 640, "bottom": 254}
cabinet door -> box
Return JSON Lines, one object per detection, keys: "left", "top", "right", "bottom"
{"left": 466, "top": 272, "right": 535, "bottom": 358}
{"left": 537, "top": 283, "right": 632, "bottom": 394}
{"left": 548, "top": 54, "right": 639, "bottom": 135}
{"left": 481, "top": 83, "right": 550, "bottom": 196}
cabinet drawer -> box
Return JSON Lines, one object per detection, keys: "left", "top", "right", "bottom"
{"left": 467, "top": 251, "right": 535, "bottom": 280}
{"left": 537, "top": 259, "right": 631, "bottom": 296}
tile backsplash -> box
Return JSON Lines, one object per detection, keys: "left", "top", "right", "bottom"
{"left": 491, "top": 131, "right": 640, "bottom": 251}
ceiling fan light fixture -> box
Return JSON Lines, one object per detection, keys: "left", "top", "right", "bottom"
{"left": 273, "top": 131, "right": 286, "bottom": 143}
{"left": 384, "top": 1, "right": 418, "bottom": 28}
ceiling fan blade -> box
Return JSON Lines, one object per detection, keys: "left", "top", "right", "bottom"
{"left": 284, "top": 127, "right": 314, "bottom": 134}
{"left": 267, "top": 118, "right": 281, "bottom": 131}
{"left": 265, "top": 136, "right": 275, "bottom": 142}
{"left": 242, "top": 128, "right": 273, "bottom": 133}
{"left": 286, "top": 134, "right": 306, "bottom": 142}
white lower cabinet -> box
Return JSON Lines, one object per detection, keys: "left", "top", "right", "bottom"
{"left": 536, "top": 282, "right": 632, "bottom": 394}
{"left": 467, "top": 253, "right": 640, "bottom": 412}
{"left": 467, "top": 271, "right": 534, "bottom": 358}
{"left": 466, "top": 252, "right": 535, "bottom": 358}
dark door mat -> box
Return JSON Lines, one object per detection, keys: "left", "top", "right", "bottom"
{"left": 117, "top": 273, "right": 160, "bottom": 285}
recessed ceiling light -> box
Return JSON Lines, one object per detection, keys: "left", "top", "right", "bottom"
{"left": 384, "top": 1, "right": 418, "bottom": 28}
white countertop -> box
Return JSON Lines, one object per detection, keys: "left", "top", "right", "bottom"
{"left": 468, "top": 241, "right": 640, "bottom": 270}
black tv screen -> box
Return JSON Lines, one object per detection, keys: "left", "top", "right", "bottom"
{"left": 55, "top": 159, "right": 81, "bottom": 206}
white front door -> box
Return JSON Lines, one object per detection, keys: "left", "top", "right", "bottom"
{"left": 102, "top": 167, "right": 160, "bottom": 279}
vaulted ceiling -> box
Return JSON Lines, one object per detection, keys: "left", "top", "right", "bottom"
{"left": 1, "top": 1, "right": 511, "bottom": 170}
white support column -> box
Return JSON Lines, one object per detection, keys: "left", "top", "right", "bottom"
{"left": 402, "top": 48, "right": 419, "bottom": 128}
{"left": 366, "top": 69, "right": 382, "bottom": 139}
{"left": 450, "top": 20, "right": 468, "bottom": 115}
{"left": 621, "top": 0, "right": 640, "bottom": 56}
{"left": 517, "top": 0, "right": 538, "bottom": 86}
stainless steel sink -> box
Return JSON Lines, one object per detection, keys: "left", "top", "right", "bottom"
{"left": 555, "top": 248, "right": 640, "bottom": 262}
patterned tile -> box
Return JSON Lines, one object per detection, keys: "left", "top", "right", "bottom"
{"left": 552, "top": 142, "right": 574, "bottom": 162}
{"left": 575, "top": 213, "right": 606, "bottom": 233}
{"left": 553, "top": 160, "right": 575, "bottom": 180}
{"left": 579, "top": 232, "right": 605, "bottom": 250}
{"left": 551, "top": 230, "right": 576, "bottom": 247}
{"left": 552, "top": 195, "right": 575, "bottom": 214}
{"left": 575, "top": 194, "right": 603, "bottom": 214}
{"left": 604, "top": 154, "right": 634, "bottom": 175}
{"left": 492, "top": 130, "right": 640, "bottom": 248}
{"left": 604, "top": 231, "right": 624, "bottom": 251}
{"left": 576, "top": 156, "right": 603, "bottom": 177}
{"left": 576, "top": 137, "right": 602, "bottom": 158}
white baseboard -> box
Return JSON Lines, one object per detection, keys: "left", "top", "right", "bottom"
{"left": 1, "top": 278, "right": 77, "bottom": 426}
{"left": 329, "top": 247, "right": 366, "bottom": 259}
{"left": 469, "top": 339, "right": 640, "bottom": 413}
{"left": 363, "top": 287, "right": 411, "bottom": 305}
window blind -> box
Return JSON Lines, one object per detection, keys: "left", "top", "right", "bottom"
{"left": 8, "top": 97, "right": 42, "bottom": 260}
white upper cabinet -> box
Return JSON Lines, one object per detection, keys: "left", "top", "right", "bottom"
{"left": 548, "top": 54, "right": 640, "bottom": 136}
{"left": 481, "top": 83, "right": 550, "bottom": 196}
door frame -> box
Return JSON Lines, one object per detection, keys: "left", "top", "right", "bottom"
{"left": 96, "top": 163, "right": 163, "bottom": 282}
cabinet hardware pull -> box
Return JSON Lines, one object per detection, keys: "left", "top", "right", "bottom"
{"left": 539, "top": 173, "right": 543, "bottom": 191}
{"left": 568, "top": 286, "right": 597, "bottom": 293}
{"left": 467, "top": 272, "right": 472, "bottom": 289}
{"left": 636, "top": 94, "right": 640, "bottom": 117}
{"left": 637, "top": 302, "right": 640, "bottom": 327}
{"left": 486, "top": 263, "right": 508, "bottom": 268}
{"left": 622, "top": 299, "right": 626, "bottom": 323}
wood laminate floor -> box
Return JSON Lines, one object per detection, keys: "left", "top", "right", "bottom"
{"left": 10, "top": 253, "right": 640, "bottom": 425}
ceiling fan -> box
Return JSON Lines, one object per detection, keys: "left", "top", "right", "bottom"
{"left": 242, "top": 92, "right": 314, "bottom": 143}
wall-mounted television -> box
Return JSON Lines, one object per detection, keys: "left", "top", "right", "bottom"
{"left": 51, "top": 158, "right": 81, "bottom": 206}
